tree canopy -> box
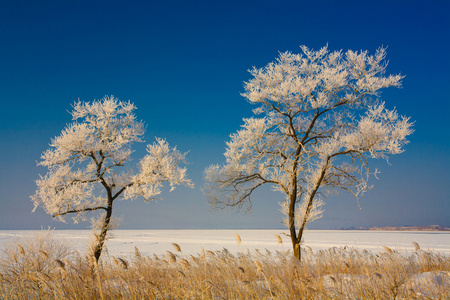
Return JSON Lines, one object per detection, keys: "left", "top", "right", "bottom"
{"left": 204, "top": 45, "right": 413, "bottom": 259}
{"left": 32, "top": 96, "right": 192, "bottom": 260}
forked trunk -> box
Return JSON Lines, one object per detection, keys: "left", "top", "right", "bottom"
{"left": 290, "top": 159, "right": 329, "bottom": 261}
{"left": 290, "top": 226, "right": 306, "bottom": 260}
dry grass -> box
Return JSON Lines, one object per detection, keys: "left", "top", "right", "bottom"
{"left": 1, "top": 232, "right": 449, "bottom": 299}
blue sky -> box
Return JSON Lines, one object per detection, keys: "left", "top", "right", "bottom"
{"left": 0, "top": 0, "right": 449, "bottom": 230}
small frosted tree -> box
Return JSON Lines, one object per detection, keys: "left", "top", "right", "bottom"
{"left": 32, "top": 96, "right": 192, "bottom": 261}
{"left": 204, "top": 45, "right": 413, "bottom": 260}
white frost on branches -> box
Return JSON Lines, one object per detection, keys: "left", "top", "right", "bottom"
{"left": 32, "top": 96, "right": 192, "bottom": 223}
{"left": 125, "top": 138, "right": 191, "bottom": 201}
{"left": 204, "top": 45, "right": 413, "bottom": 253}
{"left": 280, "top": 197, "right": 324, "bottom": 228}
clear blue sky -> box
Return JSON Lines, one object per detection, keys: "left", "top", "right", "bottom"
{"left": 1, "top": 0, "right": 449, "bottom": 230}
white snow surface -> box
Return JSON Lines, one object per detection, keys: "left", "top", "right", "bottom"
{"left": 0, "top": 229, "right": 448, "bottom": 257}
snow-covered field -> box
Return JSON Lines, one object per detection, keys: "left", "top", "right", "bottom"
{"left": 0, "top": 229, "right": 448, "bottom": 257}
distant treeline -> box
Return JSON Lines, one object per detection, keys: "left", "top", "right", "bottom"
{"left": 338, "top": 225, "right": 450, "bottom": 231}
{"left": 369, "top": 225, "right": 450, "bottom": 231}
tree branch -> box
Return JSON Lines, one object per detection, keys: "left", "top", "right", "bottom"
{"left": 53, "top": 206, "right": 107, "bottom": 217}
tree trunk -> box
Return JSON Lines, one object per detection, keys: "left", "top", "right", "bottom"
{"left": 291, "top": 159, "right": 329, "bottom": 261}
{"left": 291, "top": 237, "right": 301, "bottom": 260}
{"left": 289, "top": 222, "right": 302, "bottom": 260}
{"left": 93, "top": 201, "right": 113, "bottom": 262}
{"left": 288, "top": 225, "right": 307, "bottom": 260}
{"left": 288, "top": 189, "right": 302, "bottom": 260}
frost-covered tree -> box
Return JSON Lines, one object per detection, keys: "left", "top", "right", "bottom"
{"left": 32, "top": 96, "right": 192, "bottom": 261}
{"left": 204, "top": 45, "right": 413, "bottom": 260}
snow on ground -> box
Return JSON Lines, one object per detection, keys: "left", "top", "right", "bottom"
{"left": 0, "top": 229, "right": 448, "bottom": 257}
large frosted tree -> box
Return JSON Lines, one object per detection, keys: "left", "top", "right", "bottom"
{"left": 204, "top": 45, "right": 413, "bottom": 260}
{"left": 32, "top": 96, "right": 192, "bottom": 261}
